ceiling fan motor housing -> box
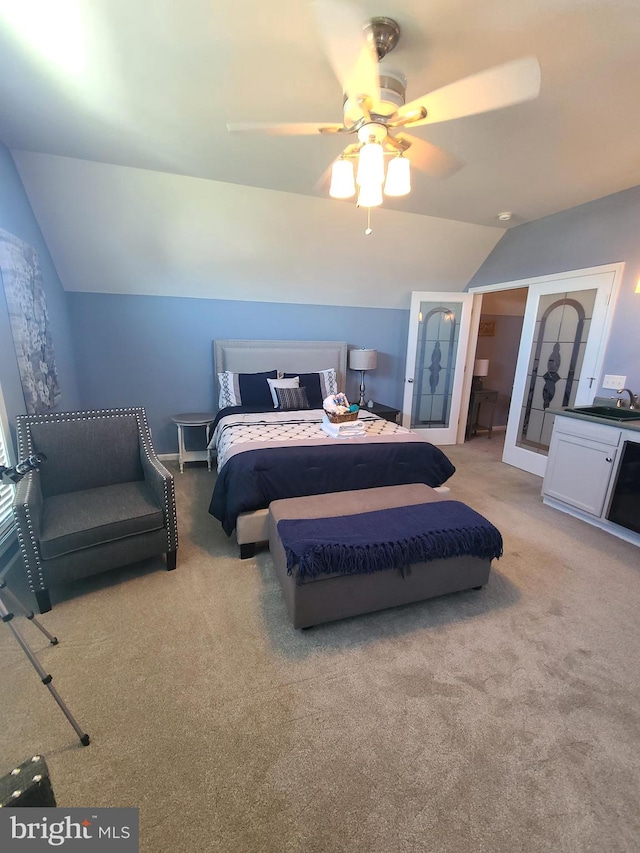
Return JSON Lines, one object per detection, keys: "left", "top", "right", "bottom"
{"left": 343, "top": 69, "right": 407, "bottom": 125}
{"left": 376, "top": 71, "right": 407, "bottom": 115}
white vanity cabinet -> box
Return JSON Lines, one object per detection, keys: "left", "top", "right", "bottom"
{"left": 543, "top": 417, "right": 619, "bottom": 516}
{"left": 543, "top": 414, "right": 640, "bottom": 546}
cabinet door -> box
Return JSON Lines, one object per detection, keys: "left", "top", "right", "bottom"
{"left": 543, "top": 433, "right": 617, "bottom": 516}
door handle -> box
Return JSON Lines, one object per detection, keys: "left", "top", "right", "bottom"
{"left": 606, "top": 457, "right": 613, "bottom": 463}
{"left": 407, "top": 378, "right": 414, "bottom": 383}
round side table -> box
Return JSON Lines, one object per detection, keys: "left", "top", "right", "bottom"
{"left": 171, "top": 413, "right": 215, "bottom": 473}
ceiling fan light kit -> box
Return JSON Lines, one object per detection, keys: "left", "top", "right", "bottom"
{"left": 383, "top": 155, "right": 411, "bottom": 197}
{"left": 330, "top": 143, "right": 410, "bottom": 205}
{"left": 329, "top": 158, "right": 357, "bottom": 198}
{"left": 228, "top": 2, "right": 541, "bottom": 232}
{"left": 357, "top": 182, "right": 383, "bottom": 209}
{"left": 356, "top": 139, "right": 385, "bottom": 185}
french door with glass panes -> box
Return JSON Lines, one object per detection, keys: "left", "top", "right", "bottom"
{"left": 402, "top": 292, "right": 474, "bottom": 444}
{"left": 501, "top": 265, "right": 621, "bottom": 476}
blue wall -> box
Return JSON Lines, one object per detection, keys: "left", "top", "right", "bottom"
{"left": 469, "top": 185, "right": 640, "bottom": 396}
{"left": 67, "top": 292, "right": 410, "bottom": 453}
{"left": 0, "top": 144, "right": 80, "bottom": 452}
{"left": 0, "top": 139, "right": 411, "bottom": 456}
{"left": 5, "top": 128, "right": 639, "bottom": 459}
{"left": 71, "top": 183, "right": 640, "bottom": 454}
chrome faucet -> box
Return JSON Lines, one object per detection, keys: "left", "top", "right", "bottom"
{"left": 617, "top": 388, "right": 639, "bottom": 410}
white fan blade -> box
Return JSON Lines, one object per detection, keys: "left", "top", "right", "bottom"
{"left": 227, "top": 122, "right": 344, "bottom": 135}
{"left": 312, "top": 0, "right": 380, "bottom": 106}
{"left": 394, "top": 133, "right": 464, "bottom": 179}
{"left": 398, "top": 57, "right": 541, "bottom": 128}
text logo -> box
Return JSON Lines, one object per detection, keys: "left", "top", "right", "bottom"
{"left": 0, "top": 808, "right": 138, "bottom": 851}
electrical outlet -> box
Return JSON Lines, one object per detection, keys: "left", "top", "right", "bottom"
{"left": 602, "top": 374, "right": 626, "bottom": 389}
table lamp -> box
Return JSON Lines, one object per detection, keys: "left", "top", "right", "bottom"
{"left": 349, "top": 348, "right": 378, "bottom": 406}
{"left": 473, "top": 359, "right": 489, "bottom": 391}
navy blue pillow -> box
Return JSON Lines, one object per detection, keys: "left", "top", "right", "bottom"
{"left": 284, "top": 373, "right": 323, "bottom": 408}
{"left": 238, "top": 370, "right": 278, "bottom": 409}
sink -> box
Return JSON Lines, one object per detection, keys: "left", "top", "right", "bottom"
{"left": 566, "top": 405, "right": 640, "bottom": 421}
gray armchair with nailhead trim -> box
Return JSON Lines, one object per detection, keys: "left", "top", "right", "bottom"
{"left": 13, "top": 407, "right": 178, "bottom": 613}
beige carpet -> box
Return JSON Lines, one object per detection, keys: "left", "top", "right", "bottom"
{"left": 1, "top": 440, "right": 639, "bottom": 853}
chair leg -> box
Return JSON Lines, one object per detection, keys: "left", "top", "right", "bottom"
{"left": 166, "top": 550, "right": 177, "bottom": 571}
{"left": 35, "top": 589, "right": 52, "bottom": 614}
{"left": 240, "top": 543, "right": 255, "bottom": 559}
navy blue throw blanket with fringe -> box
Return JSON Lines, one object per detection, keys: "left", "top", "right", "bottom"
{"left": 278, "top": 501, "right": 503, "bottom": 584}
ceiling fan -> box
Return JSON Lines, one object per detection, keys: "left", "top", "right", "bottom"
{"left": 227, "top": 0, "right": 541, "bottom": 210}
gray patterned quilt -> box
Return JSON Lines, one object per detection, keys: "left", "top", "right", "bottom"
{"left": 210, "top": 409, "right": 413, "bottom": 471}
{"left": 208, "top": 408, "right": 456, "bottom": 535}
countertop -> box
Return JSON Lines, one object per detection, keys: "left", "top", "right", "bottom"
{"left": 551, "top": 397, "right": 640, "bottom": 433}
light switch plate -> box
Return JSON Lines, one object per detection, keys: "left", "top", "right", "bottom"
{"left": 602, "top": 374, "right": 626, "bottom": 389}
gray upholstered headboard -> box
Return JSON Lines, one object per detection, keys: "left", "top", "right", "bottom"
{"left": 213, "top": 339, "right": 348, "bottom": 399}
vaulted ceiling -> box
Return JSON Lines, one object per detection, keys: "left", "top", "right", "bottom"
{"left": 0, "top": 0, "right": 640, "bottom": 225}
{"left": 2, "top": 0, "right": 640, "bottom": 229}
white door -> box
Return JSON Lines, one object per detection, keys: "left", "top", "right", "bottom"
{"left": 501, "top": 266, "right": 621, "bottom": 476}
{"left": 403, "top": 291, "right": 474, "bottom": 445}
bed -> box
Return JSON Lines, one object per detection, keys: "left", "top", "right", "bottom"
{"left": 208, "top": 339, "right": 456, "bottom": 556}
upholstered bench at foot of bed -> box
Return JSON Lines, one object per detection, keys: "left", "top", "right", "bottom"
{"left": 237, "top": 485, "right": 452, "bottom": 559}
{"left": 268, "top": 485, "right": 495, "bottom": 629}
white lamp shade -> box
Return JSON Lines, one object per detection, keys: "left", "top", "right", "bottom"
{"left": 329, "top": 159, "right": 356, "bottom": 198}
{"left": 349, "top": 348, "right": 378, "bottom": 371}
{"left": 474, "top": 358, "right": 490, "bottom": 377}
{"left": 356, "top": 142, "right": 384, "bottom": 186}
{"left": 357, "top": 182, "right": 383, "bottom": 208}
{"left": 384, "top": 156, "right": 411, "bottom": 197}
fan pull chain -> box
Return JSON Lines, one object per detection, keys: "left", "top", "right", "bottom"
{"left": 365, "top": 207, "right": 373, "bottom": 236}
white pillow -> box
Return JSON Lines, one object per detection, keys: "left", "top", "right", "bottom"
{"left": 267, "top": 376, "right": 299, "bottom": 408}
{"left": 318, "top": 367, "right": 338, "bottom": 399}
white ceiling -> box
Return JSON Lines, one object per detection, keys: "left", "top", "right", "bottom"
{"left": 2, "top": 0, "right": 640, "bottom": 229}
{"left": 14, "top": 151, "right": 504, "bottom": 308}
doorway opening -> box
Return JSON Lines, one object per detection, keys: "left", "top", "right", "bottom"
{"left": 466, "top": 287, "right": 528, "bottom": 444}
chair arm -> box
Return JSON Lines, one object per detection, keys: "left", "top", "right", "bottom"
{"left": 12, "top": 472, "right": 46, "bottom": 592}
{"left": 140, "top": 452, "right": 178, "bottom": 552}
